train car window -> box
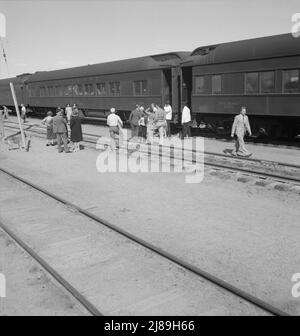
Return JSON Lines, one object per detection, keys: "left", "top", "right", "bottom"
{"left": 84, "top": 84, "right": 90, "bottom": 95}
{"left": 260, "top": 71, "right": 275, "bottom": 93}
{"left": 245, "top": 72, "right": 259, "bottom": 94}
{"left": 73, "top": 85, "right": 79, "bottom": 96}
{"left": 142, "top": 81, "right": 148, "bottom": 95}
{"left": 195, "top": 76, "right": 210, "bottom": 94}
{"left": 212, "top": 75, "right": 222, "bottom": 94}
{"left": 89, "top": 84, "right": 95, "bottom": 96}
{"left": 109, "top": 82, "right": 121, "bottom": 96}
{"left": 76, "top": 84, "right": 83, "bottom": 96}
{"left": 48, "top": 86, "right": 54, "bottom": 96}
{"left": 283, "top": 69, "right": 300, "bottom": 93}
{"left": 40, "top": 87, "right": 46, "bottom": 97}
{"left": 133, "top": 80, "right": 148, "bottom": 96}
{"left": 134, "top": 81, "right": 141, "bottom": 95}
{"left": 96, "top": 83, "right": 106, "bottom": 95}
{"left": 55, "top": 86, "right": 62, "bottom": 96}
{"left": 66, "top": 85, "right": 73, "bottom": 96}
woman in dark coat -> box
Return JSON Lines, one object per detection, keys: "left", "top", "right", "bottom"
{"left": 70, "top": 108, "right": 83, "bottom": 152}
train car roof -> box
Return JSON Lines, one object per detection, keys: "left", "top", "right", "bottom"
{"left": 182, "top": 33, "right": 300, "bottom": 67}
{"left": 0, "top": 76, "right": 23, "bottom": 85}
{"left": 0, "top": 73, "right": 32, "bottom": 85}
{"left": 27, "top": 52, "right": 190, "bottom": 83}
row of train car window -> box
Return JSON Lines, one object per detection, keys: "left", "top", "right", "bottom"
{"left": 30, "top": 80, "right": 148, "bottom": 97}
{"left": 194, "top": 69, "right": 300, "bottom": 95}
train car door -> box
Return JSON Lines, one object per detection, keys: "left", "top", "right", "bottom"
{"left": 171, "top": 67, "right": 181, "bottom": 123}
{"left": 181, "top": 66, "right": 192, "bottom": 110}
{"left": 162, "top": 69, "right": 172, "bottom": 106}
{"left": 162, "top": 67, "right": 184, "bottom": 124}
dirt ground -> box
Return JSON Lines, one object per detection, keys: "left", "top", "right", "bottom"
{"left": 0, "top": 126, "right": 300, "bottom": 315}
{"left": 0, "top": 229, "right": 88, "bottom": 316}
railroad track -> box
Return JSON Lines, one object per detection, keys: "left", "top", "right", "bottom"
{"left": 4, "top": 122, "right": 300, "bottom": 187}
{"left": 0, "top": 166, "right": 292, "bottom": 316}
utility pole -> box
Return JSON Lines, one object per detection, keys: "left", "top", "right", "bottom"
{"left": 10, "top": 82, "right": 27, "bottom": 149}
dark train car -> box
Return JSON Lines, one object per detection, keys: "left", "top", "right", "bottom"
{"left": 25, "top": 52, "right": 189, "bottom": 121}
{"left": 181, "top": 34, "right": 300, "bottom": 138}
{"left": 0, "top": 74, "right": 31, "bottom": 108}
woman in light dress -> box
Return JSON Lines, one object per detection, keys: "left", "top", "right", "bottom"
{"left": 41, "top": 111, "right": 55, "bottom": 146}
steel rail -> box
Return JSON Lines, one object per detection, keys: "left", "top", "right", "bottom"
{"left": 0, "top": 199, "right": 103, "bottom": 316}
{"left": 0, "top": 166, "right": 290, "bottom": 316}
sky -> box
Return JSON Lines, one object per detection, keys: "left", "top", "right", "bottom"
{"left": 0, "top": 0, "right": 299, "bottom": 78}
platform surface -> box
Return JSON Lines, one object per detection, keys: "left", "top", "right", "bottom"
{"left": 5, "top": 116, "right": 300, "bottom": 166}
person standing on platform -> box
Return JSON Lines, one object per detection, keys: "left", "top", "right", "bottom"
{"left": 2, "top": 105, "right": 10, "bottom": 120}
{"left": 53, "top": 110, "right": 70, "bottom": 153}
{"left": 145, "top": 104, "right": 156, "bottom": 144}
{"left": 154, "top": 104, "right": 167, "bottom": 145}
{"left": 164, "top": 102, "right": 172, "bottom": 137}
{"left": 107, "top": 107, "right": 123, "bottom": 150}
{"left": 181, "top": 103, "right": 191, "bottom": 139}
{"left": 42, "top": 111, "right": 55, "bottom": 146}
{"left": 231, "top": 106, "right": 252, "bottom": 157}
{"left": 65, "top": 103, "right": 73, "bottom": 124}
{"left": 138, "top": 106, "right": 147, "bottom": 141}
{"left": 129, "top": 106, "right": 143, "bottom": 139}
{"left": 70, "top": 108, "right": 83, "bottom": 152}
{"left": 21, "top": 104, "right": 27, "bottom": 123}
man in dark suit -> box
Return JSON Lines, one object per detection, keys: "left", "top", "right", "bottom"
{"left": 129, "top": 106, "right": 143, "bottom": 139}
{"left": 53, "top": 110, "right": 69, "bottom": 153}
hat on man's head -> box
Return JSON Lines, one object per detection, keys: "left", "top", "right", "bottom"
{"left": 110, "top": 107, "right": 116, "bottom": 113}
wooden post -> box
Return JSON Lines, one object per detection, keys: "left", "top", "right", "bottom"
{"left": 9, "top": 82, "right": 26, "bottom": 149}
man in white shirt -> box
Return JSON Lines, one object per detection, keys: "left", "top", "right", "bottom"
{"left": 21, "top": 104, "right": 27, "bottom": 123}
{"left": 65, "top": 104, "right": 73, "bottom": 123}
{"left": 231, "top": 106, "right": 252, "bottom": 157}
{"left": 181, "top": 103, "right": 191, "bottom": 139}
{"left": 164, "top": 102, "right": 172, "bottom": 137}
{"left": 107, "top": 107, "right": 123, "bottom": 150}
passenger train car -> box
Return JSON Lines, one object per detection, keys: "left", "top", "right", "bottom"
{"left": 1, "top": 52, "right": 188, "bottom": 122}
{"left": 0, "top": 33, "right": 299, "bottom": 138}
{"left": 181, "top": 33, "right": 300, "bottom": 138}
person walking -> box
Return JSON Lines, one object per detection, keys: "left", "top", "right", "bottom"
{"left": 231, "top": 106, "right": 252, "bottom": 157}
{"left": 107, "top": 107, "right": 123, "bottom": 150}
{"left": 70, "top": 108, "right": 83, "bottom": 152}
{"left": 41, "top": 111, "right": 55, "bottom": 146}
{"left": 164, "top": 102, "right": 172, "bottom": 137}
{"left": 129, "top": 106, "right": 143, "bottom": 139}
{"left": 52, "top": 110, "right": 70, "bottom": 153}
{"left": 181, "top": 103, "right": 191, "bottom": 139}
{"left": 21, "top": 104, "right": 27, "bottom": 123}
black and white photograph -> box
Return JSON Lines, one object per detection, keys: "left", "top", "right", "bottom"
{"left": 0, "top": 0, "right": 299, "bottom": 320}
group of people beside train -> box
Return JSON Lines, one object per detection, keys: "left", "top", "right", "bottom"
{"left": 1, "top": 101, "right": 253, "bottom": 157}
{"left": 107, "top": 102, "right": 192, "bottom": 150}
{"left": 41, "top": 103, "right": 83, "bottom": 153}
{"left": 108, "top": 103, "right": 252, "bottom": 157}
